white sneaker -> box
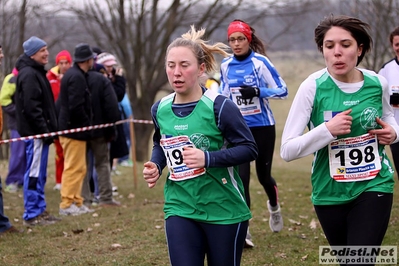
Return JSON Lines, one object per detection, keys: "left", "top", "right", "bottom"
{"left": 112, "top": 185, "right": 118, "bottom": 196}
{"left": 267, "top": 200, "right": 283, "bottom": 232}
{"left": 4, "top": 183, "right": 19, "bottom": 193}
{"left": 111, "top": 167, "right": 121, "bottom": 176}
{"left": 244, "top": 228, "right": 254, "bottom": 248}
{"left": 53, "top": 183, "right": 61, "bottom": 190}
{"left": 78, "top": 204, "right": 95, "bottom": 214}
{"left": 92, "top": 197, "right": 100, "bottom": 207}
{"left": 59, "top": 204, "right": 83, "bottom": 216}
{"left": 119, "top": 160, "right": 133, "bottom": 167}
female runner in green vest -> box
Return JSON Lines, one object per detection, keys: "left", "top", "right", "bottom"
{"left": 281, "top": 15, "right": 399, "bottom": 264}
{"left": 143, "top": 26, "right": 258, "bottom": 266}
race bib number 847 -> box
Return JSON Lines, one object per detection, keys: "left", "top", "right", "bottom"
{"left": 231, "top": 87, "right": 261, "bottom": 116}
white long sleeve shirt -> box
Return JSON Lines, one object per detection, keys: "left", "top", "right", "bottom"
{"left": 280, "top": 68, "right": 399, "bottom": 162}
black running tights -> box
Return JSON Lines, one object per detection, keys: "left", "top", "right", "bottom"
{"left": 238, "top": 125, "right": 278, "bottom": 208}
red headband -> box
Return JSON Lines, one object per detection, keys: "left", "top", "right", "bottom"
{"left": 227, "top": 21, "right": 252, "bottom": 43}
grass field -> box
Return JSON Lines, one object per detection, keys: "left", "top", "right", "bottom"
{"left": 0, "top": 54, "right": 398, "bottom": 266}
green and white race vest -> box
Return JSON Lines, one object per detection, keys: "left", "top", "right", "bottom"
{"left": 156, "top": 90, "right": 251, "bottom": 224}
{"left": 309, "top": 71, "right": 394, "bottom": 205}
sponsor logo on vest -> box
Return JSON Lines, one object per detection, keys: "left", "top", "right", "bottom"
{"left": 360, "top": 107, "right": 378, "bottom": 130}
{"left": 228, "top": 79, "right": 238, "bottom": 84}
{"left": 343, "top": 100, "right": 360, "bottom": 106}
{"left": 174, "top": 124, "right": 188, "bottom": 130}
{"left": 235, "top": 69, "right": 245, "bottom": 73}
{"left": 190, "top": 133, "right": 210, "bottom": 151}
{"left": 242, "top": 74, "right": 255, "bottom": 85}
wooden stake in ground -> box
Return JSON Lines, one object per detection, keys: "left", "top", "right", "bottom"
{"left": 129, "top": 115, "right": 138, "bottom": 189}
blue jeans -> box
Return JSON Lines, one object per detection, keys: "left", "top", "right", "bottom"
{"left": 0, "top": 179, "right": 12, "bottom": 233}
{"left": 118, "top": 122, "right": 131, "bottom": 163}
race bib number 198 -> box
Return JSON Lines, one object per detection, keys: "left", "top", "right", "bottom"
{"left": 160, "top": 135, "right": 206, "bottom": 181}
{"left": 328, "top": 133, "right": 381, "bottom": 182}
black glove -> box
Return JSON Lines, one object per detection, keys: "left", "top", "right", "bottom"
{"left": 390, "top": 93, "right": 399, "bottom": 105}
{"left": 239, "top": 86, "right": 259, "bottom": 99}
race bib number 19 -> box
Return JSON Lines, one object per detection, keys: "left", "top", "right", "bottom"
{"left": 160, "top": 135, "right": 206, "bottom": 181}
{"left": 328, "top": 133, "right": 381, "bottom": 182}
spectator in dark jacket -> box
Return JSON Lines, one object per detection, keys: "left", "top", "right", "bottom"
{"left": 96, "top": 53, "right": 129, "bottom": 177}
{"left": 57, "top": 43, "right": 95, "bottom": 216}
{"left": 82, "top": 68, "right": 121, "bottom": 207}
{"left": 15, "top": 36, "right": 60, "bottom": 226}
{"left": 0, "top": 68, "right": 26, "bottom": 193}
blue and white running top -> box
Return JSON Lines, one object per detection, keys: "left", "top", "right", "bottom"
{"left": 219, "top": 50, "right": 288, "bottom": 127}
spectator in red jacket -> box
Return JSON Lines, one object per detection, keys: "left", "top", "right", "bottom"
{"left": 47, "top": 50, "right": 72, "bottom": 190}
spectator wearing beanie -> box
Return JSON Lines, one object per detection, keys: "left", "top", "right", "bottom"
{"left": 97, "top": 52, "right": 132, "bottom": 169}
{"left": 96, "top": 52, "right": 128, "bottom": 183}
{"left": 15, "top": 36, "right": 60, "bottom": 226}
{"left": 47, "top": 50, "right": 72, "bottom": 191}
{"left": 96, "top": 53, "right": 118, "bottom": 77}
{"left": 47, "top": 50, "right": 72, "bottom": 101}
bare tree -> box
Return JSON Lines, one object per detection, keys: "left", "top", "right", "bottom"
{"left": 336, "top": 0, "right": 399, "bottom": 71}
{"left": 0, "top": 0, "right": 81, "bottom": 74}
{"left": 0, "top": 0, "right": 28, "bottom": 73}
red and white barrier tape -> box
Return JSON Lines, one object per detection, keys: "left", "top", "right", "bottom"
{"left": 0, "top": 118, "right": 153, "bottom": 144}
